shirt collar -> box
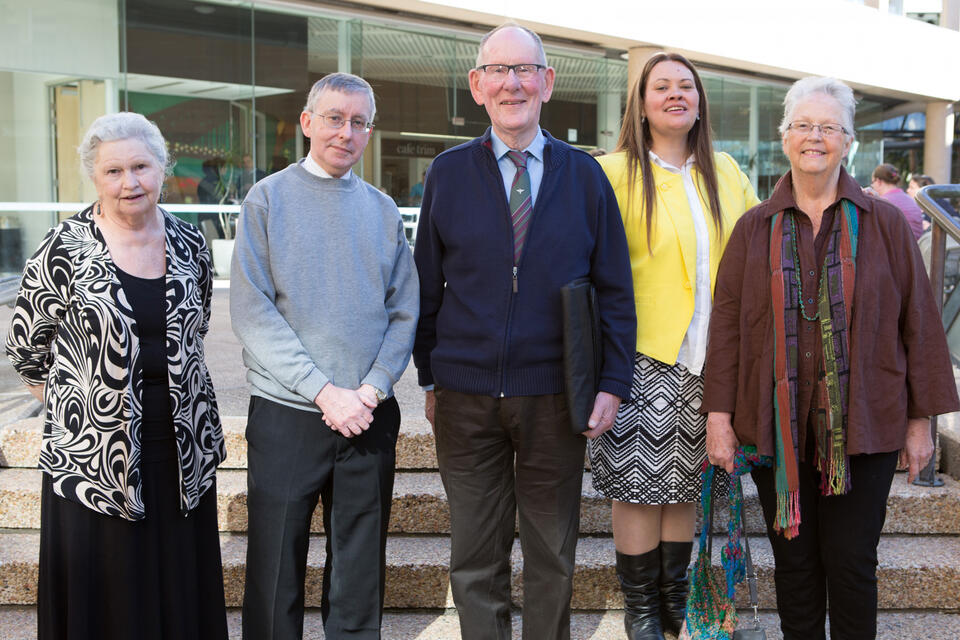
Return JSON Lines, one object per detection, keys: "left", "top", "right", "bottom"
{"left": 303, "top": 153, "right": 352, "bottom": 180}
{"left": 490, "top": 127, "right": 545, "bottom": 163}
{"left": 648, "top": 150, "right": 695, "bottom": 173}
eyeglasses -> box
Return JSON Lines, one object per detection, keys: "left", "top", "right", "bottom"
{"left": 787, "top": 121, "right": 848, "bottom": 138}
{"left": 475, "top": 64, "right": 545, "bottom": 81}
{"left": 310, "top": 112, "right": 374, "bottom": 133}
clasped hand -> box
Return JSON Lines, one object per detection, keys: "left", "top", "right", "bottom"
{"left": 314, "top": 383, "right": 379, "bottom": 437}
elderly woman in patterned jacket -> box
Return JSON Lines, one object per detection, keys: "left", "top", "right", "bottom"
{"left": 6, "top": 112, "right": 227, "bottom": 640}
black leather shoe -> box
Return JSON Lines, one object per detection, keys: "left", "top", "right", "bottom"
{"left": 617, "top": 549, "right": 666, "bottom": 640}
{"left": 659, "top": 540, "right": 693, "bottom": 636}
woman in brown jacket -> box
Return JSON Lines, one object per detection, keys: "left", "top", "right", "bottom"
{"left": 702, "top": 76, "right": 959, "bottom": 640}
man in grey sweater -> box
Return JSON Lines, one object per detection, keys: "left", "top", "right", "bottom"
{"left": 230, "top": 73, "right": 418, "bottom": 640}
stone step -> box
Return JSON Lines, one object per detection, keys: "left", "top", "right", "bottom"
{"left": 2, "top": 532, "right": 959, "bottom": 611}
{"left": 0, "top": 605, "right": 958, "bottom": 640}
{"left": 0, "top": 414, "right": 440, "bottom": 471}
{"left": 2, "top": 467, "right": 958, "bottom": 536}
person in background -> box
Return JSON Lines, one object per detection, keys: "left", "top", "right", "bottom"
{"left": 590, "top": 52, "right": 759, "bottom": 640}
{"left": 413, "top": 23, "right": 636, "bottom": 640}
{"left": 871, "top": 163, "right": 924, "bottom": 239}
{"left": 6, "top": 112, "right": 227, "bottom": 640}
{"left": 408, "top": 169, "right": 426, "bottom": 205}
{"left": 236, "top": 153, "right": 267, "bottom": 200}
{"left": 909, "top": 173, "right": 959, "bottom": 219}
{"left": 231, "top": 72, "right": 419, "bottom": 640}
{"left": 704, "top": 76, "right": 959, "bottom": 640}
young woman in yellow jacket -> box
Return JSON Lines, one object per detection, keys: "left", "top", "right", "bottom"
{"left": 590, "top": 52, "right": 759, "bottom": 640}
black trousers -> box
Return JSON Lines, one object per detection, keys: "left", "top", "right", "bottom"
{"left": 434, "top": 389, "right": 586, "bottom": 640}
{"left": 751, "top": 451, "right": 899, "bottom": 640}
{"left": 241, "top": 395, "right": 400, "bottom": 640}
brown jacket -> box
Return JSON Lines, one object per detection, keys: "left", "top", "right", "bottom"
{"left": 702, "top": 168, "right": 959, "bottom": 456}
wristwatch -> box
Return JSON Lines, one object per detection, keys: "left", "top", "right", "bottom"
{"left": 374, "top": 387, "right": 388, "bottom": 404}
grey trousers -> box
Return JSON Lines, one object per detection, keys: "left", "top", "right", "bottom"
{"left": 434, "top": 388, "right": 586, "bottom": 640}
{"left": 241, "top": 395, "right": 400, "bottom": 640}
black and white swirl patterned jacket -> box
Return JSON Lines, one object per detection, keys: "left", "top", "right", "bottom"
{"left": 5, "top": 206, "right": 226, "bottom": 520}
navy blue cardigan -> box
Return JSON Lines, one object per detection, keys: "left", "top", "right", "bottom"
{"left": 413, "top": 128, "right": 636, "bottom": 400}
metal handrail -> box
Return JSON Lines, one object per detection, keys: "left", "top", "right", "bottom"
{"left": 914, "top": 184, "right": 960, "bottom": 487}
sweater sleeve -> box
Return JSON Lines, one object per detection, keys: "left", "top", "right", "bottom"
{"left": 361, "top": 218, "right": 420, "bottom": 395}
{"left": 592, "top": 169, "right": 637, "bottom": 401}
{"left": 229, "top": 197, "right": 330, "bottom": 404}
{"left": 412, "top": 164, "right": 443, "bottom": 387}
{"left": 5, "top": 227, "right": 69, "bottom": 387}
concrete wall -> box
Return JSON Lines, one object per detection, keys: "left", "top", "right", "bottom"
{"left": 0, "top": 0, "right": 119, "bottom": 78}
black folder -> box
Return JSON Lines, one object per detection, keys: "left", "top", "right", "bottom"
{"left": 560, "top": 278, "right": 603, "bottom": 434}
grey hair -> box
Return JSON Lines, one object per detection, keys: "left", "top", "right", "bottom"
{"left": 779, "top": 76, "right": 857, "bottom": 137}
{"left": 303, "top": 72, "right": 376, "bottom": 121}
{"left": 475, "top": 23, "right": 547, "bottom": 67}
{"left": 78, "top": 112, "right": 170, "bottom": 177}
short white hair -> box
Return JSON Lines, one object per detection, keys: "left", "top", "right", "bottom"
{"left": 475, "top": 23, "right": 547, "bottom": 68}
{"left": 779, "top": 76, "right": 857, "bottom": 137}
{"left": 78, "top": 112, "right": 170, "bottom": 177}
{"left": 303, "top": 72, "right": 376, "bottom": 121}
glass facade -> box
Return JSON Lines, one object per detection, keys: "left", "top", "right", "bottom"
{"left": 0, "top": 0, "right": 928, "bottom": 275}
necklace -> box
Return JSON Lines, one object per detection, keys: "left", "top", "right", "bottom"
{"left": 788, "top": 212, "right": 826, "bottom": 322}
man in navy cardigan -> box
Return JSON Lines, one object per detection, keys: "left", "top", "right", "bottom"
{"left": 413, "top": 23, "right": 636, "bottom": 640}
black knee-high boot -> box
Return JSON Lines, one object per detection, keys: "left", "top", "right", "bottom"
{"left": 659, "top": 541, "right": 693, "bottom": 636}
{"left": 617, "top": 548, "right": 666, "bottom": 640}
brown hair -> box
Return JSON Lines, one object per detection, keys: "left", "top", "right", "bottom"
{"left": 615, "top": 52, "right": 723, "bottom": 250}
{"left": 872, "top": 163, "right": 901, "bottom": 186}
{"left": 911, "top": 174, "right": 935, "bottom": 188}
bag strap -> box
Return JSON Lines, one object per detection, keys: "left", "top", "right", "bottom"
{"left": 740, "top": 490, "right": 762, "bottom": 630}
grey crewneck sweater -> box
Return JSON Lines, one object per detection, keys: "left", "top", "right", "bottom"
{"left": 230, "top": 160, "right": 419, "bottom": 412}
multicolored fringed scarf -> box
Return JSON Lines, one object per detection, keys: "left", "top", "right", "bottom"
{"left": 768, "top": 200, "right": 858, "bottom": 538}
{"left": 682, "top": 448, "right": 772, "bottom": 640}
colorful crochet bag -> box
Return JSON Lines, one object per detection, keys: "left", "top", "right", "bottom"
{"left": 679, "top": 449, "right": 770, "bottom": 640}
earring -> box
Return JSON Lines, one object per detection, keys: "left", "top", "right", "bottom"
{"left": 696, "top": 113, "right": 701, "bottom": 121}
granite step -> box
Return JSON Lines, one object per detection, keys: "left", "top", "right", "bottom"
{"left": 0, "top": 606, "right": 958, "bottom": 640}
{"left": 2, "top": 467, "right": 958, "bottom": 536}
{"left": 0, "top": 414, "right": 440, "bottom": 471}
{"left": 2, "top": 531, "right": 959, "bottom": 611}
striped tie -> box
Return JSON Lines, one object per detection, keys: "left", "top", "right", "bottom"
{"left": 506, "top": 150, "right": 532, "bottom": 264}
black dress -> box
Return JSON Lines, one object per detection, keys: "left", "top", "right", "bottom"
{"left": 38, "top": 268, "right": 228, "bottom": 640}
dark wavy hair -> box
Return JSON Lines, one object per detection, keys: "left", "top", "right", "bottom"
{"left": 615, "top": 52, "right": 722, "bottom": 251}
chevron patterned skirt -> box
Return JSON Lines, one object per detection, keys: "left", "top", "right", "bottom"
{"left": 590, "top": 353, "right": 706, "bottom": 504}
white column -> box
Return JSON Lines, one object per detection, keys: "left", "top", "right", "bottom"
{"left": 338, "top": 20, "right": 352, "bottom": 74}
{"left": 924, "top": 101, "right": 955, "bottom": 184}
{"left": 942, "top": 0, "right": 960, "bottom": 30}
{"left": 748, "top": 85, "right": 759, "bottom": 189}
{"left": 596, "top": 91, "right": 621, "bottom": 153}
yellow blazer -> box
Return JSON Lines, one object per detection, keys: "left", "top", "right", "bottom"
{"left": 597, "top": 151, "right": 760, "bottom": 364}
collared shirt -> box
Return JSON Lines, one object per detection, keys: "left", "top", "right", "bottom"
{"left": 303, "top": 153, "right": 352, "bottom": 180}
{"left": 649, "top": 151, "right": 711, "bottom": 375}
{"left": 489, "top": 127, "right": 546, "bottom": 208}
{"left": 702, "top": 168, "right": 959, "bottom": 457}
{"left": 791, "top": 204, "right": 836, "bottom": 460}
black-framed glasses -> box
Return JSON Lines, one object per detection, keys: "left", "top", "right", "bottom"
{"left": 475, "top": 64, "right": 545, "bottom": 81}
{"left": 787, "top": 121, "right": 848, "bottom": 137}
{"left": 310, "top": 112, "right": 374, "bottom": 133}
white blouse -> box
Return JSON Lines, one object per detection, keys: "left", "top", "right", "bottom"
{"left": 649, "top": 151, "right": 711, "bottom": 375}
